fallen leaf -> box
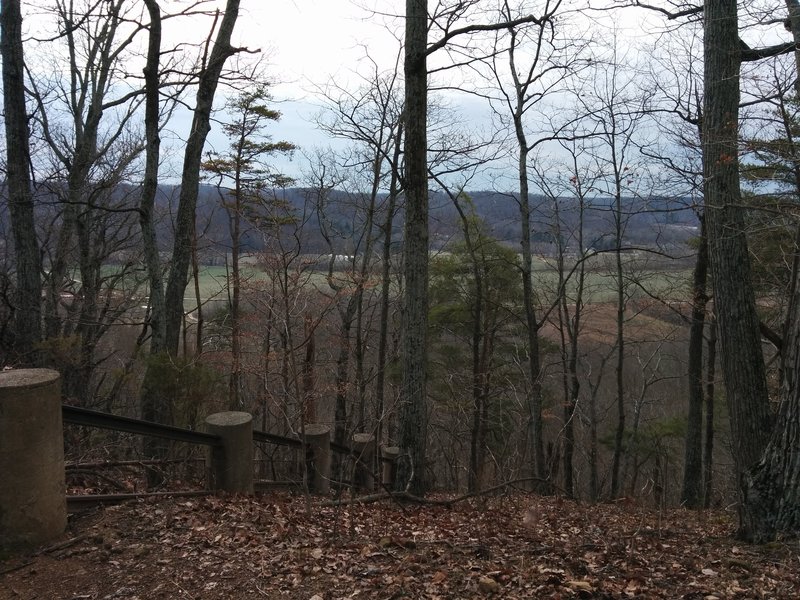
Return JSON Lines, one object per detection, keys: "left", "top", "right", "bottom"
{"left": 478, "top": 575, "right": 501, "bottom": 594}
{"left": 431, "top": 570, "right": 447, "bottom": 584}
{"left": 567, "top": 580, "right": 594, "bottom": 592}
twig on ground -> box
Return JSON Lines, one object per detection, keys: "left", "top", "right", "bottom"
{"left": 316, "top": 477, "right": 558, "bottom": 508}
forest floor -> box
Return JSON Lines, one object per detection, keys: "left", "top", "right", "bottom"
{"left": 2, "top": 493, "right": 798, "bottom": 599}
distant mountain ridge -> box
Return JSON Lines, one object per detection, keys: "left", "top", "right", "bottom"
{"left": 0, "top": 182, "right": 700, "bottom": 263}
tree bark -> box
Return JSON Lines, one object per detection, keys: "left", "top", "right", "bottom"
{"left": 140, "top": 0, "right": 166, "bottom": 356}
{"left": 1, "top": 0, "right": 42, "bottom": 366}
{"left": 742, "top": 288, "right": 800, "bottom": 540}
{"left": 396, "top": 0, "right": 429, "bottom": 495}
{"left": 139, "top": 1, "right": 172, "bottom": 467}
{"left": 682, "top": 216, "right": 709, "bottom": 508}
{"left": 732, "top": 0, "right": 800, "bottom": 540}
{"left": 702, "top": 0, "right": 773, "bottom": 531}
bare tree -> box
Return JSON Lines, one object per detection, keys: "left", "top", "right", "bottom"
{"left": 531, "top": 141, "right": 595, "bottom": 498}
{"left": 315, "top": 58, "right": 405, "bottom": 445}
{"left": 485, "top": 0, "right": 590, "bottom": 484}
{"left": 21, "top": 0, "right": 159, "bottom": 403}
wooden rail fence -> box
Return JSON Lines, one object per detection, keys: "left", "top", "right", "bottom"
{"left": 61, "top": 405, "right": 399, "bottom": 505}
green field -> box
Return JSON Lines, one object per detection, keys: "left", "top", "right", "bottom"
{"left": 191, "top": 257, "right": 692, "bottom": 309}
{"left": 532, "top": 268, "right": 692, "bottom": 304}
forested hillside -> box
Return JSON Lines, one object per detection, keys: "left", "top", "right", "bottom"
{"left": 1, "top": 0, "right": 799, "bottom": 554}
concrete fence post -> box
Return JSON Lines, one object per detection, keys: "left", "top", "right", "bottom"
{"left": 205, "top": 411, "right": 253, "bottom": 494}
{"left": 352, "top": 433, "right": 376, "bottom": 492}
{"left": 0, "top": 369, "right": 66, "bottom": 550}
{"left": 302, "top": 424, "right": 331, "bottom": 495}
{"left": 380, "top": 445, "right": 401, "bottom": 490}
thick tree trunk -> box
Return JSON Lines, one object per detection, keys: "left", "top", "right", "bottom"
{"left": 702, "top": 0, "right": 773, "bottom": 533}
{"left": 742, "top": 296, "right": 800, "bottom": 541}
{"left": 734, "top": 0, "right": 800, "bottom": 538}
{"left": 1, "top": 0, "right": 42, "bottom": 366}
{"left": 682, "top": 216, "right": 709, "bottom": 508}
{"left": 733, "top": 0, "right": 800, "bottom": 540}
{"left": 786, "top": 0, "right": 800, "bottom": 98}
{"left": 164, "top": 1, "right": 240, "bottom": 355}
{"left": 742, "top": 257, "right": 800, "bottom": 537}
{"left": 396, "top": 0, "right": 428, "bottom": 495}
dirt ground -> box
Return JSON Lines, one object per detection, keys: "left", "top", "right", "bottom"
{"left": 2, "top": 493, "right": 798, "bottom": 599}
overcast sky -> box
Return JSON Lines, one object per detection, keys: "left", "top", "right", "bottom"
{"left": 169, "top": 1, "right": 405, "bottom": 186}
{"left": 18, "top": 0, "right": 724, "bottom": 190}
{"left": 210, "top": 0, "right": 663, "bottom": 189}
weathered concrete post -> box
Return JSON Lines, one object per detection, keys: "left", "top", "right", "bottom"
{"left": 0, "top": 369, "right": 66, "bottom": 550}
{"left": 381, "top": 446, "right": 401, "bottom": 490}
{"left": 302, "top": 424, "right": 331, "bottom": 495}
{"left": 205, "top": 411, "right": 253, "bottom": 494}
{"left": 352, "top": 433, "right": 376, "bottom": 492}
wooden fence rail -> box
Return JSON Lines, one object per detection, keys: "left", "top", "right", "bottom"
{"left": 62, "top": 405, "right": 222, "bottom": 447}
{"left": 61, "top": 405, "right": 397, "bottom": 500}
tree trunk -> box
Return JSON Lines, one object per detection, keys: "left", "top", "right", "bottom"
{"left": 588, "top": 378, "right": 600, "bottom": 503}
{"left": 1, "top": 0, "right": 42, "bottom": 366}
{"left": 164, "top": 1, "right": 240, "bottom": 355}
{"left": 302, "top": 314, "right": 316, "bottom": 423}
{"left": 682, "top": 216, "right": 709, "bottom": 508}
{"left": 742, "top": 286, "right": 800, "bottom": 540}
{"left": 333, "top": 301, "right": 354, "bottom": 447}
{"left": 702, "top": 0, "right": 773, "bottom": 533}
{"left": 140, "top": 0, "right": 166, "bottom": 355}
{"left": 375, "top": 125, "right": 402, "bottom": 448}
{"left": 396, "top": 0, "right": 428, "bottom": 495}
{"left": 703, "top": 314, "right": 717, "bottom": 508}
{"left": 228, "top": 181, "right": 242, "bottom": 408}
{"left": 138, "top": 2, "right": 171, "bottom": 481}
{"left": 554, "top": 182, "right": 586, "bottom": 499}
{"left": 610, "top": 181, "right": 626, "bottom": 499}
{"left": 732, "top": 0, "right": 800, "bottom": 540}
{"left": 514, "top": 121, "right": 546, "bottom": 484}
{"left": 191, "top": 227, "right": 203, "bottom": 356}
